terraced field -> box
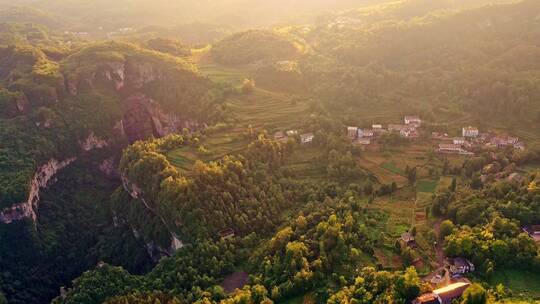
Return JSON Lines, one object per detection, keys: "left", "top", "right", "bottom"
{"left": 167, "top": 87, "right": 309, "bottom": 171}
{"left": 198, "top": 64, "right": 247, "bottom": 86}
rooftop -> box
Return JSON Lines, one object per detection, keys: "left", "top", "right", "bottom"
{"left": 434, "top": 282, "right": 470, "bottom": 301}
{"left": 451, "top": 257, "right": 473, "bottom": 268}
{"left": 401, "top": 232, "right": 415, "bottom": 242}
{"left": 414, "top": 293, "right": 439, "bottom": 304}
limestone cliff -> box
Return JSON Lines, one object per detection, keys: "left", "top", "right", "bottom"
{"left": 0, "top": 158, "right": 76, "bottom": 224}
{"left": 1, "top": 42, "right": 211, "bottom": 225}
{"left": 0, "top": 132, "right": 110, "bottom": 225}
{"left": 121, "top": 175, "right": 184, "bottom": 260}
{"left": 64, "top": 56, "right": 204, "bottom": 142}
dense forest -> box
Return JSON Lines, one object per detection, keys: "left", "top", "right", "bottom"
{"left": 0, "top": 0, "right": 539, "bottom": 303}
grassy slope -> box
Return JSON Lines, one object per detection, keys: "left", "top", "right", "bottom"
{"left": 488, "top": 270, "right": 540, "bottom": 300}
{"left": 167, "top": 86, "right": 309, "bottom": 171}
{"left": 172, "top": 48, "right": 540, "bottom": 299}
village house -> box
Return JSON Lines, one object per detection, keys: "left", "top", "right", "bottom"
{"left": 274, "top": 131, "right": 289, "bottom": 143}
{"left": 354, "top": 138, "right": 371, "bottom": 146}
{"left": 488, "top": 136, "right": 524, "bottom": 150}
{"left": 415, "top": 282, "right": 471, "bottom": 304}
{"left": 218, "top": 228, "right": 235, "bottom": 241}
{"left": 437, "top": 144, "right": 473, "bottom": 155}
{"left": 347, "top": 126, "right": 359, "bottom": 138}
{"left": 413, "top": 293, "right": 440, "bottom": 304}
{"left": 514, "top": 142, "right": 526, "bottom": 150}
{"left": 372, "top": 124, "right": 386, "bottom": 135}
{"left": 401, "top": 128, "right": 419, "bottom": 138}
{"left": 478, "top": 132, "right": 492, "bottom": 142}
{"left": 399, "top": 232, "right": 417, "bottom": 248}
{"left": 453, "top": 137, "right": 465, "bottom": 145}
{"left": 357, "top": 128, "right": 364, "bottom": 138}
{"left": 274, "top": 131, "right": 286, "bottom": 141}
{"left": 462, "top": 126, "right": 479, "bottom": 138}
{"left": 286, "top": 130, "right": 298, "bottom": 137}
{"left": 523, "top": 225, "right": 540, "bottom": 242}
{"left": 404, "top": 116, "right": 422, "bottom": 126}
{"left": 363, "top": 129, "right": 374, "bottom": 137}
{"left": 300, "top": 133, "right": 314, "bottom": 144}
{"left": 448, "top": 257, "right": 475, "bottom": 275}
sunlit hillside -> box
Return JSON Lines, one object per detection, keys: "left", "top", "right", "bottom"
{"left": 0, "top": 1, "right": 539, "bottom": 304}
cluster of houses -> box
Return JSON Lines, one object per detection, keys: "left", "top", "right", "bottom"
{"left": 397, "top": 231, "right": 477, "bottom": 304}
{"left": 274, "top": 130, "right": 314, "bottom": 144}
{"left": 347, "top": 116, "right": 422, "bottom": 146}
{"left": 414, "top": 257, "right": 475, "bottom": 304}
{"left": 434, "top": 126, "right": 526, "bottom": 155}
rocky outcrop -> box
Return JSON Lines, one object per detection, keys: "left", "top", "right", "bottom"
{"left": 121, "top": 175, "right": 183, "bottom": 260}
{"left": 144, "top": 235, "right": 184, "bottom": 262}
{"left": 0, "top": 132, "right": 112, "bottom": 225}
{"left": 0, "top": 158, "right": 76, "bottom": 224}
{"left": 125, "top": 61, "right": 164, "bottom": 90}
{"left": 122, "top": 93, "right": 202, "bottom": 142}
{"left": 80, "top": 132, "right": 108, "bottom": 152}
{"left": 64, "top": 59, "right": 202, "bottom": 143}
{"left": 65, "top": 60, "right": 164, "bottom": 96}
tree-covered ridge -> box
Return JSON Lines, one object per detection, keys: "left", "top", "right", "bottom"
{"left": 335, "top": 0, "right": 518, "bottom": 24}
{"left": 428, "top": 149, "right": 540, "bottom": 275}
{"left": 143, "top": 38, "right": 191, "bottom": 57}
{"left": 211, "top": 30, "right": 303, "bottom": 65}
{"left": 299, "top": 0, "right": 540, "bottom": 129}
{"left": 60, "top": 41, "right": 222, "bottom": 119}
{"left": 55, "top": 133, "right": 426, "bottom": 303}
{"left": 0, "top": 34, "right": 223, "bottom": 209}
{"left": 118, "top": 135, "right": 293, "bottom": 243}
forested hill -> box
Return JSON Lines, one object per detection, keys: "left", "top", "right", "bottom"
{"left": 211, "top": 30, "right": 303, "bottom": 65}
{"left": 1, "top": 0, "right": 540, "bottom": 303}
{"left": 0, "top": 24, "right": 227, "bottom": 303}
{"left": 0, "top": 31, "right": 221, "bottom": 211}
{"left": 299, "top": 0, "right": 540, "bottom": 129}
{"left": 0, "top": 0, "right": 385, "bottom": 31}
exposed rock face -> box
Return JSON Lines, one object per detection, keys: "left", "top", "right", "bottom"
{"left": 1, "top": 132, "right": 112, "bottom": 225}
{"left": 80, "top": 132, "right": 108, "bottom": 152}
{"left": 103, "top": 62, "right": 126, "bottom": 91}
{"left": 125, "top": 61, "right": 164, "bottom": 90}
{"left": 65, "top": 60, "right": 202, "bottom": 143}
{"left": 121, "top": 175, "right": 183, "bottom": 260}
{"left": 143, "top": 235, "right": 184, "bottom": 262}
{"left": 121, "top": 93, "right": 201, "bottom": 142}
{"left": 3, "top": 57, "right": 204, "bottom": 225}
{"left": 0, "top": 158, "right": 76, "bottom": 224}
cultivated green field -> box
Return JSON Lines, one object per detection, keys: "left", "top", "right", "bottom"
{"left": 488, "top": 270, "right": 540, "bottom": 300}
{"left": 417, "top": 179, "right": 439, "bottom": 193}
{"left": 199, "top": 64, "right": 247, "bottom": 86}
{"left": 167, "top": 86, "right": 309, "bottom": 171}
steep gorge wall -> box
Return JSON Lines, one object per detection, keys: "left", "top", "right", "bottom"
{"left": 0, "top": 132, "right": 112, "bottom": 225}
{"left": 120, "top": 176, "right": 184, "bottom": 261}
{"left": 2, "top": 46, "right": 208, "bottom": 225}
{"left": 65, "top": 60, "right": 204, "bottom": 142}
{"left": 0, "top": 158, "right": 76, "bottom": 224}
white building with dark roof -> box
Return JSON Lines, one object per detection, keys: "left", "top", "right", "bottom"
{"left": 462, "top": 126, "right": 479, "bottom": 138}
